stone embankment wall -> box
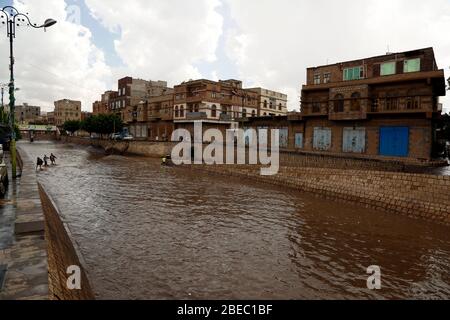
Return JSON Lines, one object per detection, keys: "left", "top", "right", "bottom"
{"left": 187, "top": 165, "right": 450, "bottom": 226}
{"left": 38, "top": 183, "right": 95, "bottom": 300}
{"left": 65, "top": 136, "right": 175, "bottom": 158}
{"left": 65, "top": 136, "right": 447, "bottom": 173}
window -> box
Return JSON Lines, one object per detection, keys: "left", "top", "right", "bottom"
{"left": 211, "top": 105, "right": 217, "bottom": 117}
{"left": 252, "top": 110, "right": 256, "bottom": 117}
{"left": 175, "top": 106, "right": 179, "bottom": 118}
{"left": 380, "top": 62, "right": 396, "bottom": 76}
{"left": 312, "top": 102, "right": 321, "bottom": 113}
{"left": 323, "top": 73, "right": 331, "bottom": 84}
{"left": 343, "top": 66, "right": 364, "bottom": 81}
{"left": 350, "top": 92, "right": 361, "bottom": 111}
{"left": 212, "top": 92, "right": 217, "bottom": 98}
{"left": 279, "top": 103, "right": 282, "bottom": 111}
{"left": 406, "top": 97, "right": 420, "bottom": 110}
{"left": 264, "top": 100, "right": 268, "bottom": 109}
{"left": 242, "top": 108, "right": 247, "bottom": 118}
{"left": 269, "top": 102, "right": 273, "bottom": 109}
{"left": 334, "top": 94, "right": 344, "bottom": 112}
{"left": 385, "top": 93, "right": 399, "bottom": 111}
{"left": 314, "top": 73, "right": 321, "bottom": 85}
{"left": 180, "top": 106, "right": 184, "bottom": 117}
{"left": 404, "top": 58, "right": 420, "bottom": 73}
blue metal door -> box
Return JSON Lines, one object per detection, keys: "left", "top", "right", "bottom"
{"left": 379, "top": 127, "right": 409, "bottom": 157}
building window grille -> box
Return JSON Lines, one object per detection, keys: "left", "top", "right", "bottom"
{"left": 333, "top": 94, "right": 344, "bottom": 112}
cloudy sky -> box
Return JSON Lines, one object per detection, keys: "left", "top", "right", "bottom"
{"left": 0, "top": 0, "right": 449, "bottom": 113}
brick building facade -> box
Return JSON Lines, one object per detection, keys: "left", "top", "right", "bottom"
{"left": 53, "top": 99, "right": 82, "bottom": 126}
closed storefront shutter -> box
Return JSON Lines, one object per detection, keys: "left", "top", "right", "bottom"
{"left": 343, "top": 128, "right": 366, "bottom": 153}
{"left": 379, "top": 127, "right": 409, "bottom": 157}
{"left": 313, "top": 128, "right": 332, "bottom": 151}
{"left": 295, "top": 133, "right": 303, "bottom": 149}
{"left": 279, "top": 128, "right": 288, "bottom": 148}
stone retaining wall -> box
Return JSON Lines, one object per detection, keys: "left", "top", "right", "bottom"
{"left": 65, "top": 136, "right": 175, "bottom": 158}
{"left": 187, "top": 165, "right": 450, "bottom": 226}
{"left": 38, "top": 183, "right": 94, "bottom": 300}
{"left": 65, "top": 136, "right": 448, "bottom": 174}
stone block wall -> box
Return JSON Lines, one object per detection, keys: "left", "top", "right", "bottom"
{"left": 38, "top": 183, "right": 95, "bottom": 300}
{"left": 188, "top": 165, "right": 450, "bottom": 226}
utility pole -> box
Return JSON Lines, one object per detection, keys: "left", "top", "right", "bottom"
{"left": 1, "top": 6, "right": 57, "bottom": 178}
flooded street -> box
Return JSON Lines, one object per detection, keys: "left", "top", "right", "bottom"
{"left": 19, "top": 141, "right": 450, "bottom": 300}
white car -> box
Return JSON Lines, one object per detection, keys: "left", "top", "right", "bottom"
{"left": 122, "top": 135, "right": 134, "bottom": 141}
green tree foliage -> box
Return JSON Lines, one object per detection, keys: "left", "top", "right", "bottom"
{"left": 63, "top": 120, "right": 81, "bottom": 135}
{"left": 79, "top": 114, "right": 124, "bottom": 137}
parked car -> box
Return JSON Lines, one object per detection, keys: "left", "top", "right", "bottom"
{"left": 110, "top": 133, "right": 122, "bottom": 140}
{"left": 122, "top": 134, "right": 134, "bottom": 141}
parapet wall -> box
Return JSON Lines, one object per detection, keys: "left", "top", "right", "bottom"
{"left": 38, "top": 183, "right": 95, "bottom": 300}
{"left": 189, "top": 165, "right": 450, "bottom": 226}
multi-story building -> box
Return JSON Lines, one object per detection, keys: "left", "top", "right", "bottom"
{"left": 247, "top": 88, "right": 288, "bottom": 116}
{"left": 172, "top": 79, "right": 261, "bottom": 139}
{"left": 109, "top": 77, "right": 173, "bottom": 120}
{"left": 47, "top": 112, "right": 55, "bottom": 125}
{"left": 299, "top": 47, "right": 446, "bottom": 159}
{"left": 14, "top": 103, "right": 41, "bottom": 124}
{"left": 81, "top": 111, "right": 92, "bottom": 121}
{"left": 54, "top": 99, "right": 82, "bottom": 126}
{"left": 125, "top": 93, "right": 175, "bottom": 140}
{"left": 93, "top": 90, "right": 116, "bottom": 115}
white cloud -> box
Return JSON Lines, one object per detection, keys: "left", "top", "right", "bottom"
{"left": 224, "top": 0, "right": 450, "bottom": 112}
{"left": 0, "top": 0, "right": 112, "bottom": 112}
{"left": 85, "top": 0, "right": 223, "bottom": 86}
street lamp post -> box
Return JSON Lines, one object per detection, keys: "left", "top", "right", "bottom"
{"left": 1, "top": 6, "right": 56, "bottom": 178}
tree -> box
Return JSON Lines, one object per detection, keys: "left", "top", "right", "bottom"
{"left": 79, "top": 114, "right": 123, "bottom": 138}
{"left": 63, "top": 120, "right": 81, "bottom": 135}
{"left": 80, "top": 116, "right": 95, "bottom": 135}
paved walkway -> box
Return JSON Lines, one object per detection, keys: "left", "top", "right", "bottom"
{"left": 0, "top": 149, "right": 49, "bottom": 300}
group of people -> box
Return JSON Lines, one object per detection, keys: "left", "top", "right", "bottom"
{"left": 36, "top": 153, "right": 57, "bottom": 171}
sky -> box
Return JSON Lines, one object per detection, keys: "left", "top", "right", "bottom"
{"left": 0, "top": 0, "right": 449, "bottom": 113}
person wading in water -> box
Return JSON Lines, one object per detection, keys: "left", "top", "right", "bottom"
{"left": 50, "top": 153, "right": 57, "bottom": 165}
{"left": 36, "top": 157, "right": 43, "bottom": 171}
{"left": 43, "top": 155, "right": 49, "bottom": 167}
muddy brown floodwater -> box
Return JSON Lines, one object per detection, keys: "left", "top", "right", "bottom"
{"left": 20, "top": 141, "right": 450, "bottom": 300}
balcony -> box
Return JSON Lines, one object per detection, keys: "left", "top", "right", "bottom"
{"left": 186, "top": 112, "right": 208, "bottom": 120}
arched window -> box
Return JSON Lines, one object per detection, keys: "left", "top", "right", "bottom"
{"left": 180, "top": 106, "right": 185, "bottom": 117}
{"left": 264, "top": 100, "right": 268, "bottom": 109}
{"left": 211, "top": 105, "right": 217, "bottom": 117}
{"left": 175, "top": 106, "right": 179, "bottom": 118}
{"left": 242, "top": 108, "right": 247, "bottom": 118}
{"left": 406, "top": 90, "right": 420, "bottom": 110}
{"left": 350, "top": 92, "right": 361, "bottom": 111}
{"left": 334, "top": 94, "right": 344, "bottom": 113}
{"left": 263, "top": 112, "right": 267, "bottom": 116}
{"left": 269, "top": 102, "right": 273, "bottom": 109}
{"left": 279, "top": 103, "right": 282, "bottom": 111}
{"left": 252, "top": 110, "right": 256, "bottom": 117}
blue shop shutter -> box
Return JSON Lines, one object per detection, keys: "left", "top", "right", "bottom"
{"left": 379, "top": 127, "right": 409, "bottom": 157}
{"left": 295, "top": 133, "right": 303, "bottom": 149}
